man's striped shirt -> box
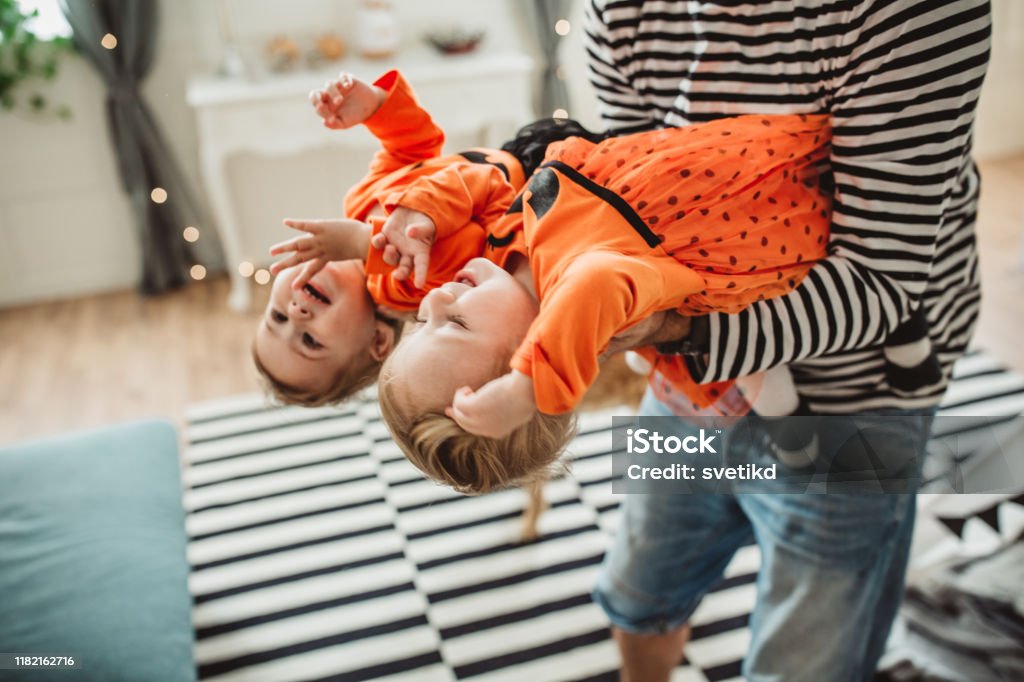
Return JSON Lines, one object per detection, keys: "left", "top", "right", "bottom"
{"left": 584, "top": 0, "right": 992, "bottom": 412}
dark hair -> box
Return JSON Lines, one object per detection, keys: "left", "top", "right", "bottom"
{"left": 500, "top": 117, "right": 609, "bottom": 178}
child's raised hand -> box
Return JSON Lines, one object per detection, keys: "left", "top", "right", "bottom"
{"left": 269, "top": 218, "right": 369, "bottom": 290}
{"left": 446, "top": 371, "right": 536, "bottom": 439}
{"left": 371, "top": 206, "right": 437, "bottom": 289}
{"left": 309, "top": 72, "right": 385, "bottom": 130}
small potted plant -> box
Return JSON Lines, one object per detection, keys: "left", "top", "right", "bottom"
{"left": 0, "top": 0, "right": 74, "bottom": 119}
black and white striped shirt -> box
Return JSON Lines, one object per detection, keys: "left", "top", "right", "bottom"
{"left": 584, "top": 0, "right": 992, "bottom": 413}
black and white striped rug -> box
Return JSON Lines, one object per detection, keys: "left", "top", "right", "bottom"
{"left": 182, "top": 351, "right": 1024, "bottom": 682}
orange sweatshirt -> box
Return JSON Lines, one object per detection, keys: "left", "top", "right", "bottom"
{"left": 507, "top": 175, "right": 707, "bottom": 414}
{"left": 506, "top": 114, "right": 832, "bottom": 414}
{"left": 342, "top": 70, "right": 526, "bottom": 310}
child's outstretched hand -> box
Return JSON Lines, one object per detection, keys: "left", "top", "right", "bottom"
{"left": 309, "top": 72, "right": 385, "bottom": 130}
{"left": 269, "top": 218, "right": 369, "bottom": 290}
{"left": 370, "top": 206, "right": 436, "bottom": 289}
{"left": 446, "top": 371, "right": 536, "bottom": 439}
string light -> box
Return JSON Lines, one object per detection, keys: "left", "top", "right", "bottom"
{"left": 182, "top": 226, "right": 199, "bottom": 242}
{"left": 254, "top": 269, "right": 271, "bottom": 285}
{"left": 101, "top": 33, "right": 117, "bottom": 50}
{"left": 555, "top": 19, "right": 571, "bottom": 36}
{"left": 150, "top": 187, "right": 168, "bottom": 204}
{"left": 553, "top": 108, "right": 569, "bottom": 119}
{"left": 238, "top": 261, "right": 255, "bottom": 277}
{"left": 190, "top": 264, "right": 207, "bottom": 280}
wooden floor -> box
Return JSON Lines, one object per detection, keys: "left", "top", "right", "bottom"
{"left": 2, "top": 155, "right": 1023, "bottom": 445}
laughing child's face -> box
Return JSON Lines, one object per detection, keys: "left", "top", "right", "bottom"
{"left": 385, "top": 257, "right": 539, "bottom": 415}
{"left": 254, "top": 260, "right": 393, "bottom": 398}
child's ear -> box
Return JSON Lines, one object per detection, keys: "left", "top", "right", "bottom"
{"left": 369, "top": 318, "right": 396, "bottom": 362}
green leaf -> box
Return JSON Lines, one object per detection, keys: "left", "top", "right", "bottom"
{"left": 0, "top": 0, "right": 75, "bottom": 119}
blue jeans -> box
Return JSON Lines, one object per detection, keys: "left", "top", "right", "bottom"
{"left": 592, "top": 389, "right": 937, "bottom": 682}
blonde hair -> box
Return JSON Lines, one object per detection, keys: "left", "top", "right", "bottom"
{"left": 378, "top": 361, "right": 577, "bottom": 494}
{"left": 251, "top": 315, "right": 404, "bottom": 408}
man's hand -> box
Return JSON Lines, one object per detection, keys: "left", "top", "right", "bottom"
{"left": 603, "top": 311, "right": 693, "bottom": 358}
{"left": 369, "top": 206, "right": 437, "bottom": 289}
{"left": 269, "top": 218, "right": 369, "bottom": 290}
{"left": 446, "top": 370, "right": 536, "bottom": 439}
{"left": 309, "top": 72, "right": 385, "bottom": 129}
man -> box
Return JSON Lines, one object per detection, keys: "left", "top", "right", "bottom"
{"left": 583, "top": 1, "right": 992, "bottom": 680}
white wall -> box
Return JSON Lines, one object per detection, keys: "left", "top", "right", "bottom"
{"left": 0, "top": 0, "right": 538, "bottom": 308}
{"left": 1, "top": 0, "right": 1022, "bottom": 308}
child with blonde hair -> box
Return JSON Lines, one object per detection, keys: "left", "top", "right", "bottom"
{"left": 378, "top": 113, "right": 837, "bottom": 493}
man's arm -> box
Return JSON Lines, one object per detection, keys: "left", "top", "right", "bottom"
{"left": 602, "top": 311, "right": 693, "bottom": 359}
{"left": 586, "top": 0, "right": 992, "bottom": 384}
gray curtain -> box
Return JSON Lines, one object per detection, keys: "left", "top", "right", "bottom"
{"left": 59, "top": 0, "right": 221, "bottom": 294}
{"left": 521, "top": 0, "right": 573, "bottom": 117}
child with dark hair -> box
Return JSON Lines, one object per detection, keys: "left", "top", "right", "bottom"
{"left": 252, "top": 70, "right": 533, "bottom": 406}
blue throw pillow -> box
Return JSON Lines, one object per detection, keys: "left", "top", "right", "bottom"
{"left": 0, "top": 420, "right": 196, "bottom": 682}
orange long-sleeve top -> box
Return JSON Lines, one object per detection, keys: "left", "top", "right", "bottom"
{"left": 507, "top": 114, "right": 832, "bottom": 414}
{"left": 342, "top": 70, "right": 526, "bottom": 311}
{"left": 507, "top": 171, "right": 707, "bottom": 414}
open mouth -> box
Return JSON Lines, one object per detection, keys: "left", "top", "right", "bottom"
{"left": 304, "top": 282, "right": 331, "bottom": 304}
{"left": 454, "top": 269, "right": 476, "bottom": 287}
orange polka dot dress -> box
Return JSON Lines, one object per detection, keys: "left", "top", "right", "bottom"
{"left": 547, "top": 114, "right": 832, "bottom": 314}
{"left": 506, "top": 114, "right": 833, "bottom": 413}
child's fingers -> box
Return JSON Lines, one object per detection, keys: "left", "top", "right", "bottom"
{"left": 327, "top": 113, "right": 351, "bottom": 129}
{"left": 310, "top": 89, "right": 332, "bottom": 107}
{"left": 405, "top": 224, "right": 433, "bottom": 242}
{"left": 337, "top": 72, "right": 354, "bottom": 91}
{"left": 370, "top": 233, "right": 388, "bottom": 250}
{"left": 448, "top": 387, "right": 482, "bottom": 432}
{"left": 447, "top": 401, "right": 472, "bottom": 431}
{"left": 392, "top": 255, "right": 413, "bottom": 281}
{"left": 282, "top": 219, "right": 324, "bottom": 235}
{"left": 291, "top": 259, "right": 325, "bottom": 290}
{"left": 270, "top": 233, "right": 318, "bottom": 256}
{"left": 268, "top": 238, "right": 296, "bottom": 256}
{"left": 451, "top": 386, "right": 475, "bottom": 411}
{"left": 382, "top": 244, "right": 400, "bottom": 266}
{"left": 412, "top": 253, "right": 430, "bottom": 289}
{"left": 269, "top": 252, "right": 305, "bottom": 275}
